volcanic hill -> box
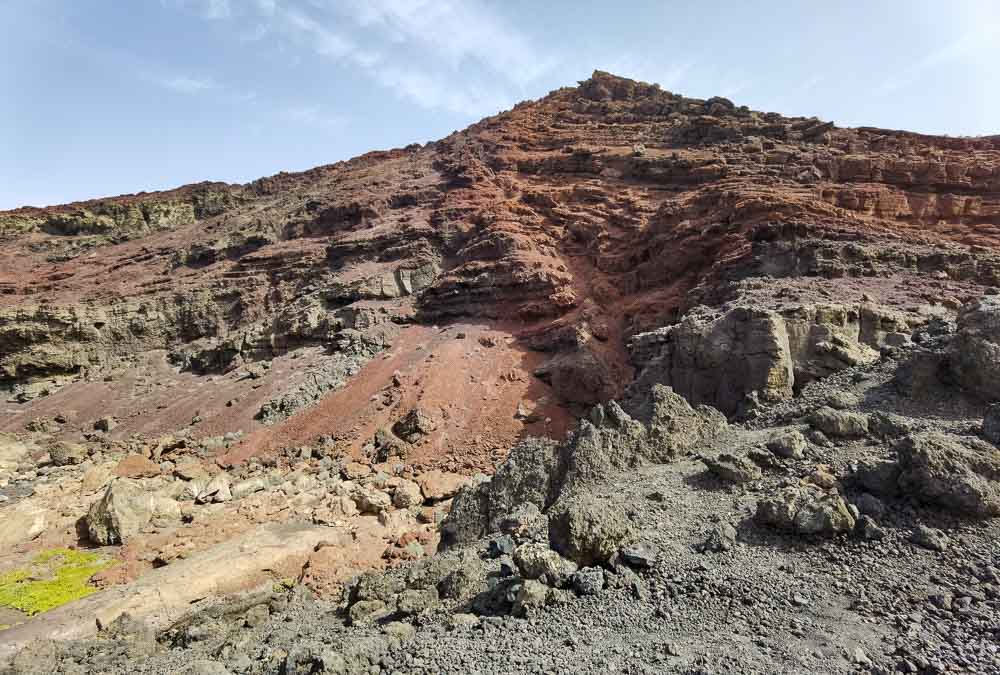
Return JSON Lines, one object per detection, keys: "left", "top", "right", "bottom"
{"left": 2, "top": 71, "right": 1000, "bottom": 673}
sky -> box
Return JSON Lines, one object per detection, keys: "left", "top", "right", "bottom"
{"left": 2, "top": 1, "right": 999, "bottom": 210}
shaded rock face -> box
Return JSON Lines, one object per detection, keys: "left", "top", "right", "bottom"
{"left": 949, "top": 296, "right": 1000, "bottom": 401}
{"left": 441, "top": 385, "right": 725, "bottom": 547}
{"left": 629, "top": 303, "right": 909, "bottom": 416}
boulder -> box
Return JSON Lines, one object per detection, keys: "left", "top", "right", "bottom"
{"left": 231, "top": 477, "right": 267, "bottom": 500}
{"left": 620, "top": 541, "right": 658, "bottom": 567}
{"left": 911, "top": 524, "right": 949, "bottom": 551}
{"left": 94, "top": 417, "right": 117, "bottom": 432}
{"left": 696, "top": 522, "right": 738, "bottom": 552}
{"left": 415, "top": 470, "right": 467, "bottom": 502}
{"left": 949, "top": 296, "right": 1000, "bottom": 400}
{"left": 80, "top": 465, "right": 113, "bottom": 495}
{"left": 513, "top": 543, "right": 577, "bottom": 586}
{"left": 628, "top": 304, "right": 888, "bottom": 416}
{"left": 0, "top": 502, "right": 49, "bottom": 548}
{"left": 512, "top": 580, "right": 549, "bottom": 616}
{"left": 113, "top": 455, "right": 160, "bottom": 479}
{"left": 87, "top": 479, "right": 157, "bottom": 545}
{"left": 702, "top": 453, "right": 762, "bottom": 483}
{"left": 372, "top": 428, "right": 408, "bottom": 463}
{"left": 756, "top": 485, "right": 856, "bottom": 536}
{"left": 353, "top": 486, "right": 392, "bottom": 514}
{"left": 174, "top": 462, "right": 210, "bottom": 482}
{"left": 809, "top": 406, "right": 869, "bottom": 438}
{"left": 197, "top": 473, "right": 232, "bottom": 504}
{"left": 548, "top": 494, "right": 636, "bottom": 567}
{"left": 570, "top": 567, "right": 605, "bottom": 596}
{"left": 766, "top": 430, "right": 807, "bottom": 459}
{"left": 392, "top": 409, "right": 437, "bottom": 443}
{"left": 48, "top": 441, "right": 88, "bottom": 466}
{"left": 896, "top": 432, "right": 1000, "bottom": 518}
{"left": 390, "top": 479, "right": 423, "bottom": 509}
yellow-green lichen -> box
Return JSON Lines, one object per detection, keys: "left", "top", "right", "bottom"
{"left": 0, "top": 548, "right": 116, "bottom": 616}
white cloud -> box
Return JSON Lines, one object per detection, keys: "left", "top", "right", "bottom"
{"left": 171, "top": 0, "right": 556, "bottom": 117}
{"left": 159, "top": 75, "right": 216, "bottom": 93}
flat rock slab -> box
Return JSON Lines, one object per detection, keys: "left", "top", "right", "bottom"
{"left": 0, "top": 522, "right": 334, "bottom": 662}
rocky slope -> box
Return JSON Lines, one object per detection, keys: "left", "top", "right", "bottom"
{"left": 1, "top": 71, "right": 1000, "bottom": 673}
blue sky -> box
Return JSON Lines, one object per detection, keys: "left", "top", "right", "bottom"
{"left": 2, "top": 0, "right": 999, "bottom": 210}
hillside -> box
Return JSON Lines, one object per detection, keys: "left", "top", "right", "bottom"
{"left": 1, "top": 71, "right": 1000, "bottom": 674}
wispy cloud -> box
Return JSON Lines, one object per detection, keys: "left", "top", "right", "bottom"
{"left": 172, "top": 0, "right": 556, "bottom": 117}
{"left": 158, "top": 75, "right": 216, "bottom": 93}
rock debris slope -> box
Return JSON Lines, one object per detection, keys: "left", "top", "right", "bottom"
{"left": 0, "top": 71, "right": 1000, "bottom": 673}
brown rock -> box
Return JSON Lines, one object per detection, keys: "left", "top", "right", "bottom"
{"left": 114, "top": 454, "right": 160, "bottom": 479}
{"left": 415, "top": 470, "right": 467, "bottom": 502}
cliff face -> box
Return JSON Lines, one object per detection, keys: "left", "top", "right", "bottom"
{"left": 1, "top": 70, "right": 999, "bottom": 465}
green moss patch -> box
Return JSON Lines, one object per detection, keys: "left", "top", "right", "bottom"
{"left": 0, "top": 548, "right": 116, "bottom": 616}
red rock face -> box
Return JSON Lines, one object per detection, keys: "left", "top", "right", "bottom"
{"left": 2, "top": 70, "right": 999, "bottom": 467}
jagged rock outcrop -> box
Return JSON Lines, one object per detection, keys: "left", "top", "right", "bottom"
{"left": 440, "top": 385, "right": 724, "bottom": 546}
{"left": 629, "top": 303, "right": 916, "bottom": 415}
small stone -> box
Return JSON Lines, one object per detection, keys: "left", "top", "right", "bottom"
{"left": 702, "top": 453, "right": 762, "bottom": 483}
{"left": 94, "top": 417, "right": 117, "bottom": 433}
{"left": 698, "top": 522, "right": 737, "bottom": 552}
{"left": 766, "top": 430, "right": 807, "bottom": 459}
{"left": 244, "top": 604, "right": 269, "bottom": 628}
{"left": 487, "top": 535, "right": 515, "bottom": 559}
{"left": 855, "top": 515, "right": 886, "bottom": 541}
{"left": 512, "top": 580, "right": 549, "bottom": 616}
{"left": 911, "top": 525, "right": 948, "bottom": 551}
{"left": 570, "top": 567, "right": 604, "bottom": 596}
{"left": 809, "top": 407, "right": 869, "bottom": 438}
{"left": 620, "top": 541, "right": 658, "bottom": 568}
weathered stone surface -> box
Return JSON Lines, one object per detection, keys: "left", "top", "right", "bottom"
{"left": 949, "top": 296, "right": 1000, "bottom": 401}
{"left": 702, "top": 453, "right": 762, "bottom": 483}
{"left": 629, "top": 304, "right": 892, "bottom": 416}
{"left": 983, "top": 403, "right": 1000, "bottom": 446}
{"left": 809, "top": 407, "right": 869, "bottom": 437}
{"left": 197, "top": 473, "right": 232, "bottom": 504}
{"left": 896, "top": 432, "right": 1000, "bottom": 518}
{"left": 766, "top": 430, "right": 807, "bottom": 459}
{"left": 86, "top": 479, "right": 157, "bottom": 545}
{"left": 415, "top": 470, "right": 467, "bottom": 502}
{"left": 0, "top": 503, "right": 49, "bottom": 549}
{"left": 392, "top": 408, "right": 437, "bottom": 443}
{"left": 48, "top": 441, "right": 87, "bottom": 466}
{"left": 756, "top": 485, "right": 856, "bottom": 536}
{"left": 548, "top": 494, "right": 636, "bottom": 567}
{"left": 113, "top": 455, "right": 160, "bottom": 479}
{"left": 513, "top": 543, "right": 577, "bottom": 586}
{"left": 512, "top": 580, "right": 549, "bottom": 617}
